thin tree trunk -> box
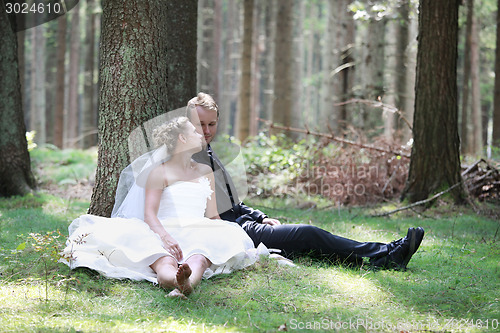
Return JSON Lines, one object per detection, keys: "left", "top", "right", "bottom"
{"left": 361, "top": 16, "right": 386, "bottom": 133}
{"left": 237, "top": 0, "right": 254, "bottom": 142}
{"left": 221, "top": 0, "right": 241, "bottom": 137}
{"left": 83, "top": 0, "right": 97, "bottom": 148}
{"left": 395, "top": 1, "right": 410, "bottom": 141}
{"left": 403, "top": 7, "right": 418, "bottom": 143}
{"left": 272, "top": 0, "right": 299, "bottom": 137}
{"left": 32, "top": 23, "right": 46, "bottom": 144}
{"left": 66, "top": 2, "right": 80, "bottom": 148}
{"left": 54, "top": 15, "right": 67, "bottom": 148}
{"left": 461, "top": 0, "right": 473, "bottom": 154}
{"left": 17, "top": 30, "right": 26, "bottom": 120}
{"left": 384, "top": 18, "right": 397, "bottom": 141}
{"left": 45, "top": 20, "right": 58, "bottom": 145}
{"left": 470, "top": 10, "right": 483, "bottom": 155}
{"left": 198, "top": 0, "right": 215, "bottom": 94}
{"left": 304, "top": 2, "right": 314, "bottom": 126}
{"left": 213, "top": 0, "right": 222, "bottom": 103}
{"left": 259, "top": 0, "right": 275, "bottom": 124}
{"left": 251, "top": 0, "right": 259, "bottom": 136}
{"left": 493, "top": 0, "right": 500, "bottom": 147}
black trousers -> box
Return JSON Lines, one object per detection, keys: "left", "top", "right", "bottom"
{"left": 242, "top": 222, "right": 389, "bottom": 264}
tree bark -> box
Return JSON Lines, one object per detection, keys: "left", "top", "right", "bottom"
{"left": 17, "top": 29, "right": 26, "bottom": 121}
{"left": 66, "top": 2, "right": 81, "bottom": 148}
{"left": 402, "top": 0, "right": 467, "bottom": 204}
{"left": 384, "top": 18, "right": 397, "bottom": 141}
{"left": 88, "top": 0, "right": 197, "bottom": 217}
{"left": 470, "top": 10, "right": 483, "bottom": 155}
{"left": 360, "top": 14, "right": 386, "bottom": 132}
{"left": 0, "top": 3, "right": 36, "bottom": 196}
{"left": 493, "top": 0, "right": 500, "bottom": 147}
{"left": 395, "top": 1, "right": 413, "bottom": 142}
{"left": 53, "top": 15, "right": 67, "bottom": 149}
{"left": 83, "top": 0, "right": 97, "bottom": 148}
{"left": 259, "top": 0, "right": 275, "bottom": 125}
{"left": 31, "top": 23, "right": 46, "bottom": 144}
{"left": 272, "top": 0, "right": 300, "bottom": 138}
{"left": 44, "top": 20, "right": 58, "bottom": 145}
{"left": 197, "top": 0, "right": 221, "bottom": 103}
{"left": 461, "top": 0, "right": 473, "bottom": 154}
{"left": 237, "top": 0, "right": 254, "bottom": 142}
{"left": 402, "top": 2, "right": 417, "bottom": 143}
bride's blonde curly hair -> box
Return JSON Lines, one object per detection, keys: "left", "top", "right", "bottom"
{"left": 153, "top": 116, "right": 191, "bottom": 151}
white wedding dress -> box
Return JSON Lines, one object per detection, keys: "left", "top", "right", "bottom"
{"left": 61, "top": 177, "right": 259, "bottom": 283}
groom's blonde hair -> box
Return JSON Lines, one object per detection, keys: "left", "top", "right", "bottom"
{"left": 186, "top": 92, "right": 219, "bottom": 119}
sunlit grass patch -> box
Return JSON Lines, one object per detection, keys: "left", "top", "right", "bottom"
{"left": 30, "top": 147, "right": 98, "bottom": 186}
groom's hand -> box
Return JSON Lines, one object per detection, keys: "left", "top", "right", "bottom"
{"left": 262, "top": 218, "right": 281, "bottom": 226}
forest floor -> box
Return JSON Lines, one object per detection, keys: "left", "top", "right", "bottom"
{"left": 0, "top": 148, "right": 499, "bottom": 332}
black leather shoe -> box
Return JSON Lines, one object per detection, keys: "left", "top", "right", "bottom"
{"left": 401, "top": 227, "right": 425, "bottom": 268}
{"left": 371, "top": 227, "right": 424, "bottom": 270}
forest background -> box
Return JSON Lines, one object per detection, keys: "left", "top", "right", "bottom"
{"left": 6, "top": 0, "right": 500, "bottom": 211}
{"left": 14, "top": 0, "right": 500, "bottom": 153}
{"left": 0, "top": 1, "right": 500, "bottom": 332}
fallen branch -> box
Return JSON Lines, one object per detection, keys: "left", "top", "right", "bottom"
{"left": 258, "top": 118, "right": 410, "bottom": 158}
{"left": 334, "top": 98, "right": 413, "bottom": 131}
{"left": 370, "top": 182, "right": 463, "bottom": 217}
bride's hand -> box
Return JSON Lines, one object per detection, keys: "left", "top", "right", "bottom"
{"left": 161, "top": 234, "right": 183, "bottom": 261}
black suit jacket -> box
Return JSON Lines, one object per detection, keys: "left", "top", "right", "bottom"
{"left": 192, "top": 144, "right": 267, "bottom": 226}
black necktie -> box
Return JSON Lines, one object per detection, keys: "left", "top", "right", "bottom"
{"left": 207, "top": 147, "right": 236, "bottom": 207}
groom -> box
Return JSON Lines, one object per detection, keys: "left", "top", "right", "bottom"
{"left": 188, "top": 92, "right": 424, "bottom": 269}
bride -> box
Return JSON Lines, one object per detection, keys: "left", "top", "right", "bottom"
{"left": 62, "top": 117, "right": 258, "bottom": 299}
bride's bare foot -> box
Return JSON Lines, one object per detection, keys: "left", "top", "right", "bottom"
{"left": 175, "top": 263, "right": 193, "bottom": 295}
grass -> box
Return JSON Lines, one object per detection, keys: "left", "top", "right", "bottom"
{"left": 0, "top": 148, "right": 499, "bottom": 332}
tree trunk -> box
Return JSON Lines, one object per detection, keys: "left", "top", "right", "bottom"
{"left": 88, "top": 0, "right": 197, "bottom": 217}
{"left": 272, "top": 0, "right": 300, "bottom": 137}
{"left": 66, "top": 2, "right": 81, "bottom": 148}
{"left": 360, "top": 15, "right": 386, "bottom": 133}
{"left": 197, "top": 0, "right": 221, "bottom": 103}
{"left": 493, "top": 0, "right": 500, "bottom": 147}
{"left": 461, "top": 0, "right": 473, "bottom": 155}
{"left": 198, "top": 0, "right": 214, "bottom": 94}
{"left": 0, "top": 4, "right": 36, "bottom": 196}
{"left": 470, "top": 10, "right": 483, "bottom": 155}
{"left": 259, "top": 0, "right": 275, "bottom": 124}
{"left": 164, "top": 1, "right": 198, "bottom": 108}
{"left": 31, "top": 23, "right": 46, "bottom": 144}
{"left": 385, "top": 2, "right": 413, "bottom": 142}
{"left": 402, "top": 0, "right": 467, "bottom": 204}
{"left": 53, "top": 15, "right": 67, "bottom": 149}
{"left": 82, "top": 0, "right": 97, "bottom": 148}
{"left": 220, "top": 1, "right": 241, "bottom": 137}
{"left": 401, "top": 2, "right": 417, "bottom": 143}
{"left": 237, "top": 0, "right": 254, "bottom": 142}
{"left": 303, "top": 2, "right": 314, "bottom": 126}
{"left": 44, "top": 20, "right": 58, "bottom": 145}
{"left": 395, "top": 1, "right": 412, "bottom": 141}
{"left": 17, "top": 29, "right": 26, "bottom": 121}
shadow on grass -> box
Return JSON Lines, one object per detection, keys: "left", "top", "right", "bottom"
{"left": 1, "top": 195, "right": 499, "bottom": 332}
